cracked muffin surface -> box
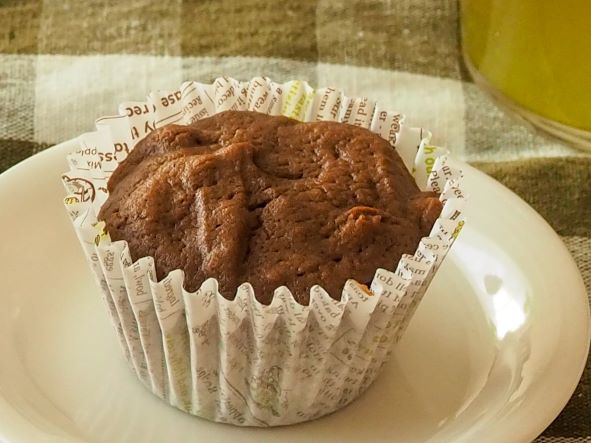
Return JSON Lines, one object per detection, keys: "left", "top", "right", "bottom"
{"left": 99, "top": 110, "right": 442, "bottom": 305}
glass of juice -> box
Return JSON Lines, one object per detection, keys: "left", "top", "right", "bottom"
{"left": 460, "top": 0, "right": 591, "bottom": 151}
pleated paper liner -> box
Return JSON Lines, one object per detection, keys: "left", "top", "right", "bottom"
{"left": 62, "top": 77, "right": 466, "bottom": 426}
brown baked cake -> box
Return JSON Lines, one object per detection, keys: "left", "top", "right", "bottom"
{"left": 99, "top": 110, "right": 442, "bottom": 305}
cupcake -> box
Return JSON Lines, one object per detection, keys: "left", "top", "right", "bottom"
{"left": 62, "top": 77, "right": 465, "bottom": 426}
{"left": 99, "top": 110, "right": 442, "bottom": 304}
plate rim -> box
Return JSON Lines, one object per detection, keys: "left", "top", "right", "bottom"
{"left": 453, "top": 159, "right": 591, "bottom": 443}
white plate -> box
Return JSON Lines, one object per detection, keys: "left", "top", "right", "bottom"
{"left": 0, "top": 141, "right": 588, "bottom": 443}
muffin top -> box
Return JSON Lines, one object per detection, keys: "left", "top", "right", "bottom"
{"left": 99, "top": 111, "right": 442, "bottom": 305}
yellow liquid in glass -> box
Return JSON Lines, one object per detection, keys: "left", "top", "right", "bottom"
{"left": 461, "top": 0, "right": 591, "bottom": 131}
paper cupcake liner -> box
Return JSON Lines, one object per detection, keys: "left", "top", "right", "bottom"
{"left": 61, "top": 77, "right": 466, "bottom": 426}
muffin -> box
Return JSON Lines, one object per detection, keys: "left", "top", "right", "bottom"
{"left": 62, "top": 77, "right": 465, "bottom": 427}
{"left": 98, "top": 110, "right": 442, "bottom": 305}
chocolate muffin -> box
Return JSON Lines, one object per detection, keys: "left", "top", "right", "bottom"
{"left": 99, "top": 111, "right": 442, "bottom": 305}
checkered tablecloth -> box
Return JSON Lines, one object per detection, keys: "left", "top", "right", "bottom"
{"left": 1, "top": 1, "right": 589, "bottom": 441}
